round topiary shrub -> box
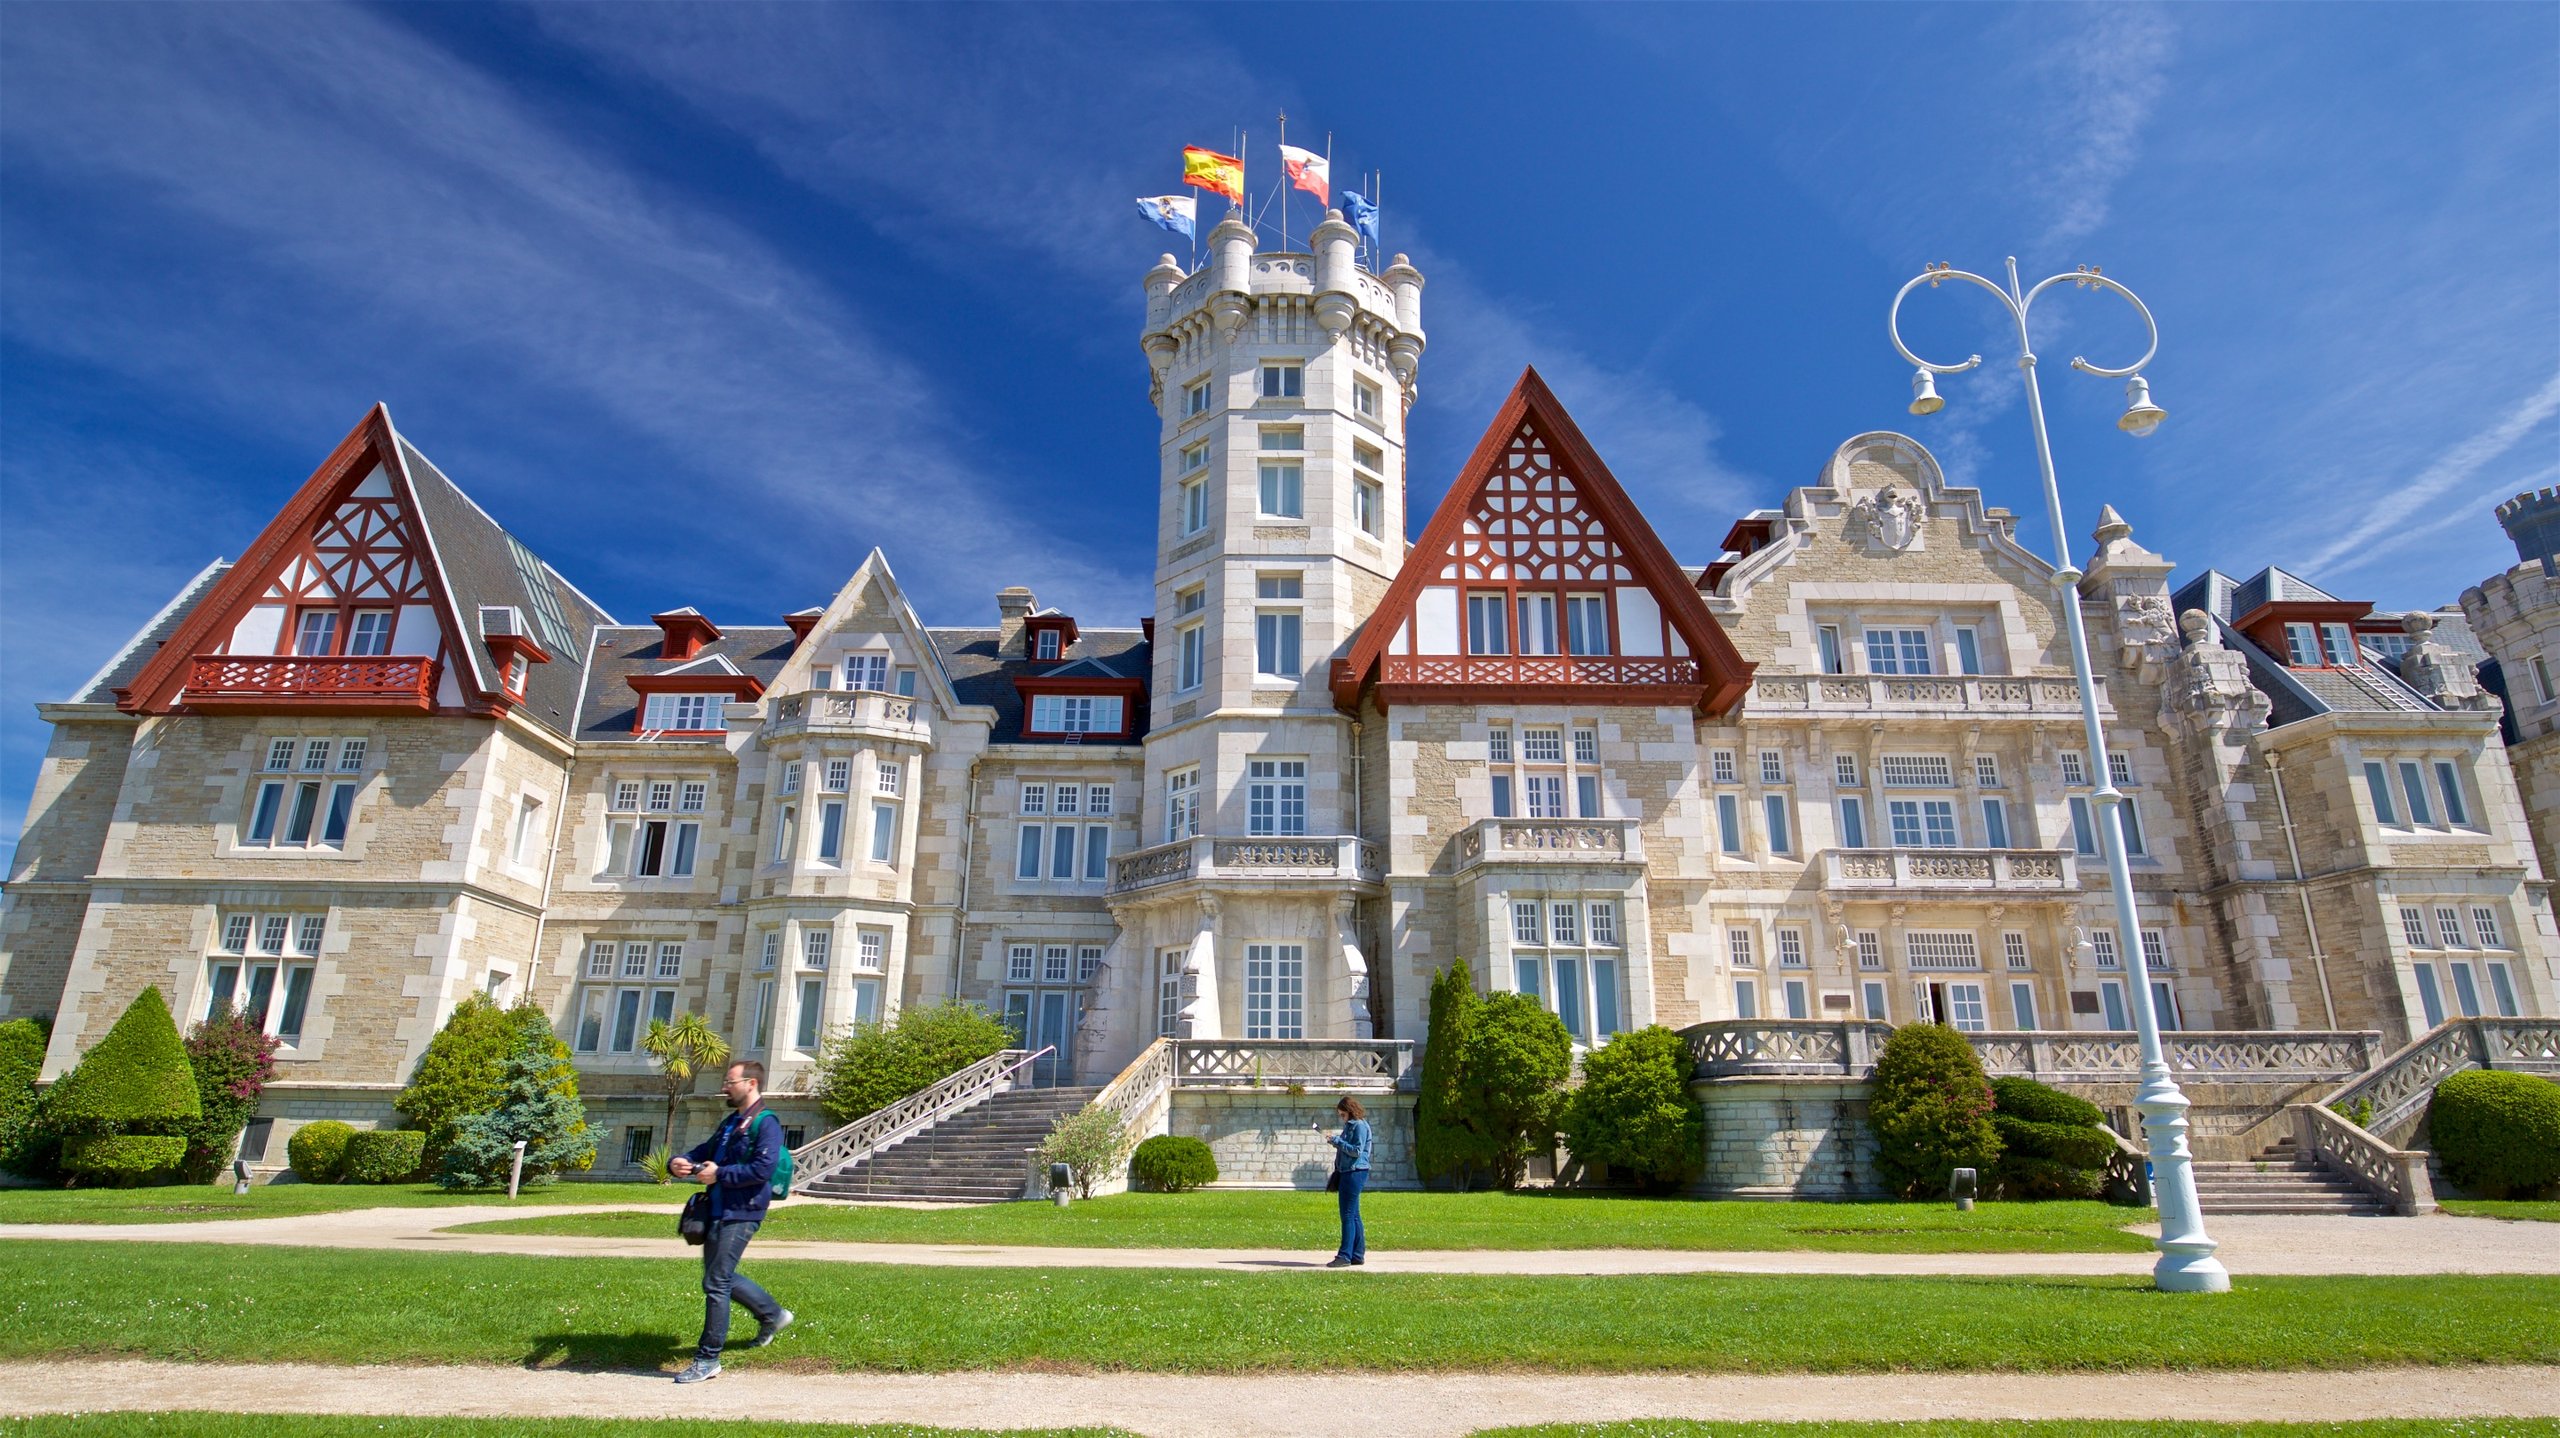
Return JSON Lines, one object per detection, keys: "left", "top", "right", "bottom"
{"left": 288, "top": 1119, "right": 357, "bottom": 1183}
{"left": 1131, "top": 1134, "right": 1219, "bottom": 1192}
{"left": 341, "top": 1129, "right": 427, "bottom": 1184}
{"left": 1989, "top": 1075, "right": 2115, "bottom": 1200}
{"left": 2428, "top": 1070, "right": 2560, "bottom": 1198}
{"left": 1560, "top": 1025, "right": 1705, "bottom": 1190}
{"left": 1867, "top": 1023, "right": 2001, "bottom": 1200}
{"left": 61, "top": 1133, "right": 186, "bottom": 1185}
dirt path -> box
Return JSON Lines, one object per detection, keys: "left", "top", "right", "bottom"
{"left": 2, "top": 1205, "right": 2556, "bottom": 1276}
{"left": 6, "top": 1361, "right": 2557, "bottom": 1433}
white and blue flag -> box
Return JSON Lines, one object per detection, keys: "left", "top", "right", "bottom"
{"left": 1136, "top": 194, "right": 1197, "bottom": 242}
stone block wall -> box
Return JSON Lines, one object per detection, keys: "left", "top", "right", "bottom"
{"left": 1170, "top": 1088, "right": 1415, "bottom": 1188}
{"left": 1691, "top": 1077, "right": 1883, "bottom": 1198}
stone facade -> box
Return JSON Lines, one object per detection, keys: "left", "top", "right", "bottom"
{"left": 4, "top": 224, "right": 2556, "bottom": 1184}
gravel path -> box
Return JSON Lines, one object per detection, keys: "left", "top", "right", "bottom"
{"left": 6, "top": 1361, "right": 2557, "bottom": 1433}
{"left": 2, "top": 1205, "right": 2556, "bottom": 1275}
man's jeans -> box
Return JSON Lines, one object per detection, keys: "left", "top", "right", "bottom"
{"left": 1334, "top": 1168, "right": 1367, "bottom": 1262}
{"left": 698, "top": 1218, "right": 780, "bottom": 1360}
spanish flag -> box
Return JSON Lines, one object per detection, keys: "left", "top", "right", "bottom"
{"left": 1182, "top": 146, "right": 1244, "bottom": 203}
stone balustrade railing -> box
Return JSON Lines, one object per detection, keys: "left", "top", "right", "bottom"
{"left": 1108, "top": 834, "right": 1383, "bottom": 896}
{"left": 1676, "top": 1020, "right": 2383, "bottom": 1083}
{"left": 2317, "top": 1017, "right": 2560, "bottom": 1145}
{"left": 1750, "top": 672, "right": 2107, "bottom": 719}
{"left": 788, "top": 1046, "right": 1045, "bottom": 1192}
{"left": 1455, "top": 817, "right": 1643, "bottom": 869}
{"left": 1175, "top": 1038, "right": 1416, "bottom": 1090}
{"left": 1819, "top": 848, "right": 2077, "bottom": 894}
{"left": 765, "top": 689, "right": 931, "bottom": 744}
{"left": 2290, "top": 1102, "right": 2435, "bottom": 1215}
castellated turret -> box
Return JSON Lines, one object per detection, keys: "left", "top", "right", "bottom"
{"left": 2496, "top": 486, "right": 2560, "bottom": 577}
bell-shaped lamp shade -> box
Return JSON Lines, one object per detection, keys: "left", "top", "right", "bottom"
{"left": 2118, "top": 374, "right": 2167, "bottom": 437}
{"left": 1908, "top": 369, "right": 1944, "bottom": 417}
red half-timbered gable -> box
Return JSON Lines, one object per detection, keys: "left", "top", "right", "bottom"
{"left": 117, "top": 406, "right": 488, "bottom": 717}
{"left": 1332, "top": 368, "right": 1753, "bottom": 714}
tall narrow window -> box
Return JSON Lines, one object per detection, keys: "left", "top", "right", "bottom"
{"left": 1954, "top": 627, "right": 1982, "bottom": 675}
{"left": 871, "top": 802, "right": 898, "bottom": 863}
{"left": 2398, "top": 762, "right": 2433, "bottom": 826}
{"left": 817, "top": 802, "right": 844, "bottom": 862}
{"left": 1166, "top": 767, "right": 1199, "bottom": 842}
{"left": 2435, "top": 763, "right": 2470, "bottom": 826}
{"left": 1764, "top": 794, "right": 1792, "bottom": 855}
{"left": 1839, "top": 796, "right": 1867, "bottom": 848}
{"left": 1466, "top": 594, "right": 1509, "bottom": 655}
{"left": 1258, "top": 457, "right": 1303, "bottom": 518}
{"left": 1564, "top": 595, "right": 1610, "bottom": 655}
{"left": 1817, "top": 626, "right": 1845, "bottom": 675}
{"left": 2284, "top": 623, "right": 2320, "bottom": 666}
{"left": 2363, "top": 761, "right": 2398, "bottom": 825}
{"left": 1717, "top": 793, "right": 1743, "bottom": 854}
{"left": 1515, "top": 593, "right": 1559, "bottom": 656}
{"left": 1981, "top": 797, "right": 2010, "bottom": 849}
{"left": 1243, "top": 944, "right": 1306, "bottom": 1038}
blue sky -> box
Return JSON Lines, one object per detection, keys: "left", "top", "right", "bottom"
{"left": 3, "top": 3, "right": 2554, "bottom": 866}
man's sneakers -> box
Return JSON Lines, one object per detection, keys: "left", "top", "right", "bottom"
{"left": 1325, "top": 1256, "right": 1360, "bottom": 1268}
{"left": 672, "top": 1358, "right": 722, "bottom": 1385}
{"left": 749, "top": 1308, "right": 796, "bottom": 1348}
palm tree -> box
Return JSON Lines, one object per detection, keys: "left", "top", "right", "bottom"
{"left": 641, "top": 1012, "right": 731, "bottom": 1152}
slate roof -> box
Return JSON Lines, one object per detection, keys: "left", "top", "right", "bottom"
{"left": 396, "top": 439, "right": 611, "bottom": 738}
{"left": 2179, "top": 568, "right": 2442, "bottom": 727}
{"left": 72, "top": 560, "right": 234, "bottom": 704}
{"left": 577, "top": 625, "right": 798, "bottom": 743}
{"left": 930, "top": 626, "right": 1152, "bottom": 746}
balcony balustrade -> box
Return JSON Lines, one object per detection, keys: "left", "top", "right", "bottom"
{"left": 1677, "top": 1019, "right": 2385, "bottom": 1083}
{"left": 1750, "top": 672, "right": 2107, "bottom": 719}
{"left": 1109, "top": 834, "right": 1383, "bottom": 897}
{"left": 1380, "top": 654, "right": 1704, "bottom": 688}
{"left": 764, "top": 689, "right": 932, "bottom": 746}
{"left": 1455, "top": 817, "right": 1643, "bottom": 870}
{"left": 183, "top": 654, "right": 438, "bottom": 714}
{"left": 1818, "top": 847, "right": 2077, "bottom": 895}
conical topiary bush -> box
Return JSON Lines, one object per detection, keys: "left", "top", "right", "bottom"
{"left": 45, "top": 987, "right": 201, "bottom": 1185}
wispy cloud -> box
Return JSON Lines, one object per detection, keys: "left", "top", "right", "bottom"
{"left": 2296, "top": 371, "right": 2560, "bottom": 575}
{"left": 2024, "top": 7, "right": 2177, "bottom": 247}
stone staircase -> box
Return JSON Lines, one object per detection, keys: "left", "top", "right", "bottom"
{"left": 2192, "top": 1137, "right": 2393, "bottom": 1216}
{"left": 799, "top": 1084, "right": 1100, "bottom": 1204}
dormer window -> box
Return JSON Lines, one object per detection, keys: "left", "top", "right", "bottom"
{"left": 1035, "top": 629, "right": 1061, "bottom": 661}
{"left": 2322, "top": 623, "right": 2359, "bottom": 666}
{"left": 642, "top": 694, "right": 722, "bottom": 731}
{"left": 2284, "top": 623, "right": 2319, "bottom": 666}
{"left": 504, "top": 654, "right": 529, "bottom": 697}
{"left": 1030, "top": 693, "right": 1122, "bottom": 734}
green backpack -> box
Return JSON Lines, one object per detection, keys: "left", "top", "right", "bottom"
{"left": 764, "top": 1112, "right": 794, "bottom": 1201}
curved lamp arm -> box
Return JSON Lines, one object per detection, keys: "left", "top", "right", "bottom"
{"left": 2021, "top": 267, "right": 2161, "bottom": 378}
{"left": 1887, "top": 264, "right": 2011, "bottom": 375}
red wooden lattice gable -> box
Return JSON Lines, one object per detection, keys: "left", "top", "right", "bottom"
{"left": 1332, "top": 368, "right": 1752, "bottom": 714}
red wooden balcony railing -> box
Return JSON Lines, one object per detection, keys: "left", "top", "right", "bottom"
{"left": 1378, "top": 654, "right": 1703, "bottom": 687}
{"left": 184, "top": 654, "right": 439, "bottom": 713}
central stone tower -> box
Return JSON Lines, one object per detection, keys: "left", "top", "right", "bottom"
{"left": 1091, "top": 209, "right": 1426, "bottom": 1064}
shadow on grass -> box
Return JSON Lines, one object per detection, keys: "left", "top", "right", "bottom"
{"left": 522, "top": 1331, "right": 691, "bottom": 1372}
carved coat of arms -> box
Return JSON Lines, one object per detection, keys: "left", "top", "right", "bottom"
{"left": 1852, "top": 485, "right": 1924, "bottom": 554}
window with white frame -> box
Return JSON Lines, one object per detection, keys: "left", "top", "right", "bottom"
{"left": 1486, "top": 720, "right": 1606, "bottom": 821}
{"left": 855, "top": 928, "right": 887, "bottom": 970}
{"left": 1256, "top": 574, "right": 1302, "bottom": 677}
{"left": 842, "top": 654, "right": 889, "bottom": 692}
{"left": 1185, "top": 378, "right": 1212, "bottom": 417}
{"left": 824, "top": 759, "right": 851, "bottom": 793}
{"left": 511, "top": 794, "right": 546, "bottom": 865}
{"left": 1260, "top": 361, "right": 1303, "bottom": 399}
{"left": 2534, "top": 655, "right": 2556, "bottom": 706}
{"left": 2363, "top": 756, "right": 2476, "bottom": 832}
{"left": 2003, "top": 932, "right": 2031, "bottom": 971}
{"left": 1510, "top": 896, "right": 1624, "bottom": 1042}
{"left": 1888, "top": 798, "right": 1959, "bottom": 847}
{"left": 1354, "top": 440, "right": 1386, "bottom": 539}
{"left": 875, "top": 761, "right": 902, "bottom": 796}
{"left": 1034, "top": 628, "right": 1063, "bottom": 661}
{"left": 1727, "top": 926, "right": 1756, "bottom": 968}
{"left": 777, "top": 762, "right": 801, "bottom": 797}
{"left": 1014, "top": 782, "right": 1109, "bottom": 882}
{"left": 870, "top": 800, "right": 899, "bottom": 864}
{"left": 1904, "top": 931, "right": 1981, "bottom": 971}
{"left": 1975, "top": 755, "right": 2001, "bottom": 788}
{"left": 241, "top": 737, "right": 366, "bottom": 852}
{"left": 1776, "top": 927, "right": 1806, "bottom": 968}
{"left": 1029, "top": 693, "right": 1126, "bottom": 734}
{"left": 1817, "top": 625, "right": 1847, "bottom": 675}
{"left": 642, "top": 693, "right": 722, "bottom": 731}
{"left": 1175, "top": 586, "right": 1206, "bottom": 691}
{"left": 1157, "top": 947, "right": 1186, "bottom": 1037}
{"left": 2060, "top": 751, "right": 2087, "bottom": 786}
{"left": 1247, "top": 759, "right": 1307, "bottom": 836}
{"left": 758, "top": 931, "right": 779, "bottom": 970}
{"left": 1760, "top": 750, "right": 1786, "bottom": 785}
{"left": 1879, "top": 754, "right": 1954, "bottom": 788}
{"left": 1353, "top": 376, "right": 1381, "bottom": 419}
{"left": 1855, "top": 930, "right": 1884, "bottom": 970}
{"left": 1165, "top": 766, "right": 1200, "bottom": 842}
{"left": 572, "top": 938, "right": 679, "bottom": 1056}
{"left": 605, "top": 777, "right": 701, "bottom": 878}
{"left": 2091, "top": 928, "right": 2121, "bottom": 970}
{"left": 1864, "top": 628, "right": 1934, "bottom": 675}
{"left": 1243, "top": 943, "right": 1306, "bottom": 1038}
{"left": 1258, "top": 429, "right": 1304, "bottom": 517}
{"left": 772, "top": 805, "right": 797, "bottom": 865}
{"left": 2398, "top": 898, "right": 2523, "bottom": 1021}
{"left": 205, "top": 912, "right": 322, "bottom": 1042}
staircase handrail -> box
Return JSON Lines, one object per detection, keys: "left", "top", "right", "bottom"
{"left": 2098, "top": 1120, "right": 2153, "bottom": 1208}
{"left": 788, "top": 1045, "right": 1053, "bottom": 1193}
{"left": 2289, "top": 1102, "right": 2436, "bottom": 1215}
{"left": 1082, "top": 1037, "right": 1179, "bottom": 1195}
{"left": 2317, "top": 1018, "right": 2560, "bottom": 1144}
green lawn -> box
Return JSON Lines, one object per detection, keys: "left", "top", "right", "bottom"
{"left": 3, "top": 1424, "right": 2551, "bottom": 1438}
{"left": 1, "top": 1241, "right": 2550, "bottom": 1373}
{"left": 0, "top": 1180, "right": 683, "bottom": 1225}
{"left": 458, "top": 1190, "right": 2158, "bottom": 1253}
{"left": 10, "top": 1412, "right": 2549, "bottom": 1422}
{"left": 2443, "top": 1200, "right": 2560, "bottom": 1223}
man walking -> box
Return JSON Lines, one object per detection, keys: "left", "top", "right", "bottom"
{"left": 668, "top": 1060, "right": 792, "bottom": 1383}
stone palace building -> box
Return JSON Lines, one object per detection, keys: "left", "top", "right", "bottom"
{"left": 3, "top": 208, "right": 2553, "bottom": 1175}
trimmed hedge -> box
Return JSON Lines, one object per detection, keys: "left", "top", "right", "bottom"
{"left": 1560, "top": 1025, "right": 1705, "bottom": 1190}
{"left": 1131, "top": 1134, "right": 1219, "bottom": 1192}
{"left": 1868, "top": 1023, "right": 2001, "bottom": 1199}
{"left": 341, "top": 1129, "right": 427, "bottom": 1184}
{"left": 288, "top": 1119, "right": 357, "bottom": 1183}
{"left": 2428, "top": 1070, "right": 2560, "bottom": 1198}
{"left": 0, "top": 1017, "right": 47, "bottom": 1178}
{"left": 62, "top": 1133, "right": 187, "bottom": 1184}
{"left": 1989, "top": 1075, "right": 2115, "bottom": 1201}
{"left": 43, "top": 987, "right": 200, "bottom": 1132}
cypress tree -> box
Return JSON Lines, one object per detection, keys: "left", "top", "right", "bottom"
{"left": 1412, "top": 962, "right": 1484, "bottom": 1188}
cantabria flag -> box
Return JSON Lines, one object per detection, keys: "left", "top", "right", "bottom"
{"left": 1278, "top": 144, "right": 1329, "bottom": 205}
{"left": 1182, "top": 146, "right": 1244, "bottom": 203}
{"left": 1136, "top": 194, "right": 1197, "bottom": 241}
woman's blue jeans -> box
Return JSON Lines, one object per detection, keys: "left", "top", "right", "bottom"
{"left": 1334, "top": 1168, "right": 1367, "bottom": 1262}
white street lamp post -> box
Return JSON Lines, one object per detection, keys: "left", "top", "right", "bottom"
{"left": 1889, "top": 258, "right": 2227, "bottom": 1294}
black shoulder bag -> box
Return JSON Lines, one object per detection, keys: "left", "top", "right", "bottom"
{"left": 677, "top": 1115, "right": 733, "bottom": 1246}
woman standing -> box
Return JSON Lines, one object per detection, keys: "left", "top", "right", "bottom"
{"left": 1316, "top": 1096, "right": 1373, "bottom": 1267}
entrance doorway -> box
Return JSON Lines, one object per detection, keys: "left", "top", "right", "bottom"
{"left": 1003, "top": 988, "right": 1080, "bottom": 1085}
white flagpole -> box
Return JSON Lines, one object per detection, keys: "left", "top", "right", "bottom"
{"left": 1277, "top": 111, "right": 1289, "bottom": 251}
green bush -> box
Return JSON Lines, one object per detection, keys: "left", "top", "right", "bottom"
{"left": 288, "top": 1120, "right": 356, "bottom": 1183}
{"left": 1560, "top": 1025, "right": 1704, "bottom": 1190}
{"left": 0, "top": 1016, "right": 49, "bottom": 1179}
{"left": 178, "top": 1005, "right": 278, "bottom": 1182}
{"left": 60, "top": 1133, "right": 186, "bottom": 1184}
{"left": 1130, "top": 1134, "right": 1219, "bottom": 1192}
{"left": 341, "top": 1129, "right": 427, "bottom": 1184}
{"left": 44, "top": 988, "right": 199, "bottom": 1188}
{"left": 1039, "top": 1104, "right": 1132, "bottom": 1198}
{"left": 2428, "top": 1070, "right": 2560, "bottom": 1198}
{"left": 1988, "top": 1075, "right": 2113, "bottom": 1201}
{"left": 1413, "top": 962, "right": 1490, "bottom": 1188}
{"left": 398, "top": 994, "right": 518, "bottom": 1172}
{"left": 1867, "top": 1023, "right": 2001, "bottom": 1200}
{"left": 814, "top": 1000, "right": 1017, "bottom": 1126}
{"left": 1455, "top": 992, "right": 1574, "bottom": 1189}
{"left": 437, "top": 1010, "right": 596, "bottom": 1189}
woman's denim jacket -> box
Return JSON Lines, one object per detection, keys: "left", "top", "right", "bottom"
{"left": 1327, "top": 1117, "right": 1373, "bottom": 1173}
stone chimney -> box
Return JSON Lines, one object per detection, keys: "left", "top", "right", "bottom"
{"left": 996, "top": 587, "right": 1036, "bottom": 658}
